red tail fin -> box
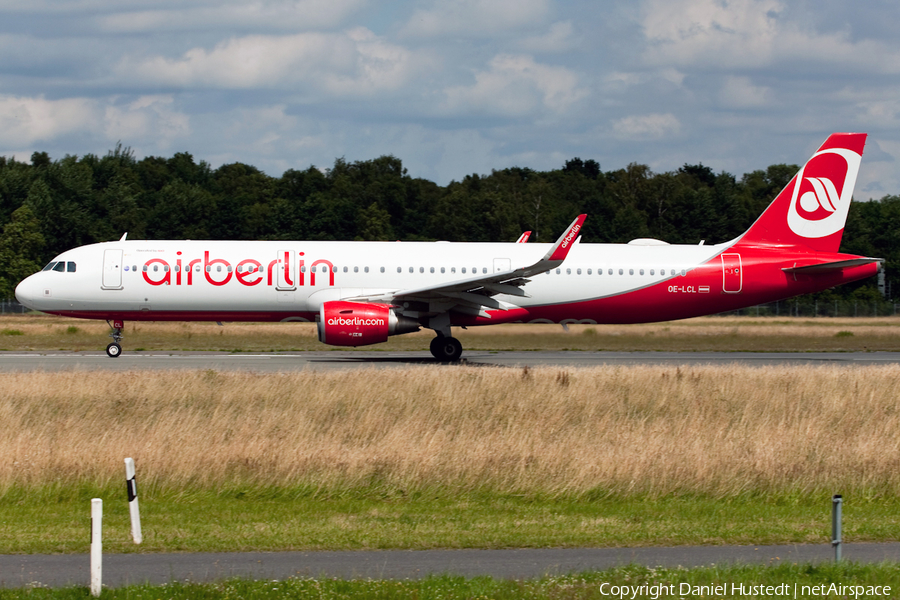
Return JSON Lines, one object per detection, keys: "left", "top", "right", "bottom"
{"left": 735, "top": 133, "right": 866, "bottom": 253}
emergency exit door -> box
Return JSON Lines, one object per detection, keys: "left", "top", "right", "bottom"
{"left": 276, "top": 249, "right": 296, "bottom": 291}
{"left": 721, "top": 253, "right": 742, "bottom": 294}
{"left": 493, "top": 258, "right": 511, "bottom": 273}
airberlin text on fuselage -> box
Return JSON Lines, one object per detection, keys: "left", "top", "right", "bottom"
{"left": 140, "top": 251, "right": 335, "bottom": 288}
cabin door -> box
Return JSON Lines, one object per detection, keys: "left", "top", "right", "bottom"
{"left": 721, "top": 253, "right": 742, "bottom": 294}
{"left": 102, "top": 249, "right": 123, "bottom": 290}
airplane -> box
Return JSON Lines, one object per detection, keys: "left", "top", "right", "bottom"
{"left": 15, "top": 133, "right": 881, "bottom": 361}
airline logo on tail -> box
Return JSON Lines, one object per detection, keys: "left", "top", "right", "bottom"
{"left": 787, "top": 147, "right": 861, "bottom": 239}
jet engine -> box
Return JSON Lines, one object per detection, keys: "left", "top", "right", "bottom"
{"left": 317, "top": 301, "right": 420, "bottom": 347}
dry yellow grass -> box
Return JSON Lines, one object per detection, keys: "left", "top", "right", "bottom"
{"left": 4, "top": 314, "right": 900, "bottom": 351}
{"left": 5, "top": 314, "right": 900, "bottom": 337}
{"left": 2, "top": 365, "right": 900, "bottom": 499}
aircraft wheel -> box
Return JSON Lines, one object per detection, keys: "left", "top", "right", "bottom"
{"left": 430, "top": 336, "right": 462, "bottom": 362}
{"left": 106, "top": 343, "right": 122, "bottom": 358}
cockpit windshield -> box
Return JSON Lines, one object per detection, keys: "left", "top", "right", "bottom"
{"left": 41, "top": 261, "right": 76, "bottom": 272}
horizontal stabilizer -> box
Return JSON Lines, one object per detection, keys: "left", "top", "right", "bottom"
{"left": 782, "top": 257, "right": 882, "bottom": 274}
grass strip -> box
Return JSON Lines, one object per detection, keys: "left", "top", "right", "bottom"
{"left": 1, "top": 493, "right": 899, "bottom": 554}
{"left": 5, "top": 315, "right": 900, "bottom": 352}
{"left": 2, "top": 564, "right": 899, "bottom": 598}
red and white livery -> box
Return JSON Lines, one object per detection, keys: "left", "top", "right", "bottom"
{"left": 15, "top": 134, "right": 881, "bottom": 361}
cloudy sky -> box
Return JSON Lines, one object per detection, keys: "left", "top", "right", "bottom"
{"left": 1, "top": 0, "right": 899, "bottom": 196}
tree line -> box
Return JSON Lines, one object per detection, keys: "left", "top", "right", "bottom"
{"left": 1, "top": 145, "right": 897, "bottom": 308}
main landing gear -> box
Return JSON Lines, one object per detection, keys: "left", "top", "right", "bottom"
{"left": 106, "top": 319, "right": 124, "bottom": 358}
{"left": 430, "top": 335, "right": 462, "bottom": 362}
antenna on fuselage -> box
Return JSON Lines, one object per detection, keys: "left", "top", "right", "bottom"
{"left": 119, "top": 233, "right": 128, "bottom": 241}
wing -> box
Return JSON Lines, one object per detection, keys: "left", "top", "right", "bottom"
{"left": 348, "top": 214, "right": 586, "bottom": 319}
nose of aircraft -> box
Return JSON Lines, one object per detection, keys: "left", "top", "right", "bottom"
{"left": 15, "top": 274, "right": 40, "bottom": 309}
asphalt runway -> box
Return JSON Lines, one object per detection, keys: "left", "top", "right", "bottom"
{"left": 3, "top": 544, "right": 900, "bottom": 588}
{"left": 1, "top": 350, "right": 900, "bottom": 371}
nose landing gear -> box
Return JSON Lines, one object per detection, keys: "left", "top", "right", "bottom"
{"left": 106, "top": 319, "right": 124, "bottom": 358}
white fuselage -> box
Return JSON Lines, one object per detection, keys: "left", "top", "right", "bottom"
{"left": 17, "top": 238, "right": 726, "bottom": 323}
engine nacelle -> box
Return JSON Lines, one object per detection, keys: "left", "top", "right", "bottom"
{"left": 317, "top": 301, "right": 420, "bottom": 347}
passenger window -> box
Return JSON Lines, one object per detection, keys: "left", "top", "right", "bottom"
{"left": 608, "top": 269, "right": 613, "bottom": 275}
{"left": 681, "top": 269, "right": 686, "bottom": 276}
{"left": 618, "top": 269, "right": 623, "bottom": 275}
{"left": 153, "top": 265, "right": 159, "bottom": 272}
{"left": 53, "top": 262, "right": 66, "bottom": 272}
{"left": 67, "top": 262, "right": 76, "bottom": 272}
{"left": 353, "top": 266, "right": 358, "bottom": 273}
{"left": 556, "top": 268, "right": 561, "bottom": 274}
{"left": 42, "top": 262, "right": 57, "bottom": 271}
{"left": 451, "top": 267, "right": 456, "bottom": 273}
{"left": 639, "top": 269, "right": 644, "bottom": 275}
{"left": 462, "top": 268, "right": 466, "bottom": 274}
{"left": 343, "top": 266, "right": 348, "bottom": 273}
{"left": 195, "top": 266, "right": 200, "bottom": 272}
{"left": 482, "top": 267, "right": 487, "bottom": 274}
{"left": 577, "top": 268, "right": 582, "bottom": 275}
{"left": 397, "top": 267, "right": 402, "bottom": 273}
{"left": 440, "top": 267, "right": 445, "bottom": 274}
{"left": 380, "top": 267, "right": 385, "bottom": 273}
{"left": 566, "top": 268, "right": 571, "bottom": 275}
{"left": 629, "top": 269, "right": 634, "bottom": 275}
{"left": 409, "top": 267, "right": 414, "bottom": 273}
{"left": 587, "top": 269, "right": 592, "bottom": 275}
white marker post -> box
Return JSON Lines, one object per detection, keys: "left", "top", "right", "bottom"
{"left": 90, "top": 498, "right": 102, "bottom": 597}
{"left": 125, "top": 457, "right": 142, "bottom": 544}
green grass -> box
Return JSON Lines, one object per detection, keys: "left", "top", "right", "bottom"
{"left": 2, "top": 564, "right": 899, "bottom": 598}
{"left": 1, "top": 489, "right": 899, "bottom": 555}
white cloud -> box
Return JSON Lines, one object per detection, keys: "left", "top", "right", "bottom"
{"left": 97, "top": 0, "right": 367, "bottom": 33}
{"left": 517, "top": 21, "right": 577, "bottom": 53}
{"left": 612, "top": 113, "right": 681, "bottom": 140}
{"left": 103, "top": 96, "right": 190, "bottom": 148}
{"left": 0, "top": 95, "right": 97, "bottom": 146}
{"left": 401, "top": 0, "right": 550, "bottom": 38}
{"left": 641, "top": 0, "right": 900, "bottom": 73}
{"left": 0, "top": 94, "right": 193, "bottom": 155}
{"left": 442, "top": 54, "right": 585, "bottom": 117}
{"left": 606, "top": 68, "right": 685, "bottom": 91}
{"left": 114, "top": 29, "right": 419, "bottom": 95}
{"left": 719, "top": 76, "right": 771, "bottom": 108}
